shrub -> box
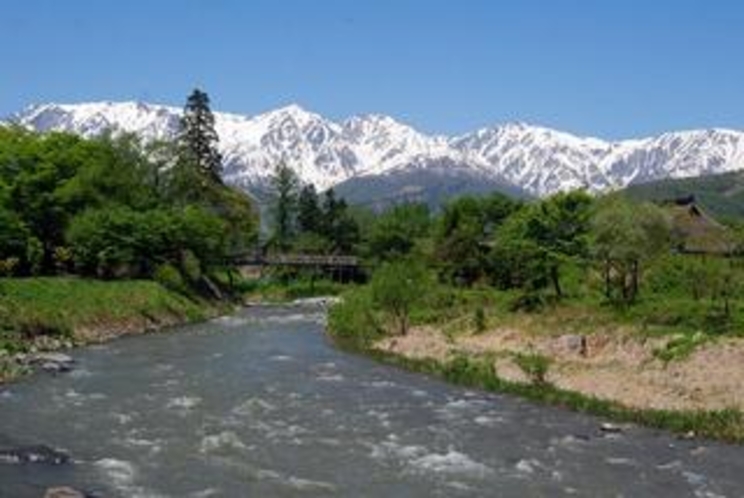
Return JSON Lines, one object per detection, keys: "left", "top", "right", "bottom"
{"left": 473, "top": 307, "right": 486, "bottom": 333}
{"left": 180, "top": 249, "right": 202, "bottom": 283}
{"left": 514, "top": 352, "right": 552, "bottom": 386}
{"left": 154, "top": 263, "right": 188, "bottom": 295}
{"left": 0, "top": 258, "right": 20, "bottom": 277}
{"left": 370, "top": 259, "right": 430, "bottom": 335}
{"left": 327, "top": 287, "right": 381, "bottom": 348}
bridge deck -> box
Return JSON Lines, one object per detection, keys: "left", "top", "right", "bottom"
{"left": 230, "top": 253, "right": 359, "bottom": 267}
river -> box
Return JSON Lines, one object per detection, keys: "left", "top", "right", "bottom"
{"left": 0, "top": 303, "right": 742, "bottom": 497}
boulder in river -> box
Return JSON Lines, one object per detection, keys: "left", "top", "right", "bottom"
{"left": 0, "top": 444, "right": 70, "bottom": 465}
{"left": 44, "top": 487, "right": 86, "bottom": 498}
{"left": 29, "top": 353, "right": 75, "bottom": 374}
{"left": 599, "top": 422, "right": 624, "bottom": 434}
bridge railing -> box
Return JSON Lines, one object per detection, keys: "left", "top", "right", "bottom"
{"left": 228, "top": 252, "right": 359, "bottom": 268}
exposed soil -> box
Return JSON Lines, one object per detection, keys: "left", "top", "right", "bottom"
{"left": 376, "top": 325, "right": 744, "bottom": 411}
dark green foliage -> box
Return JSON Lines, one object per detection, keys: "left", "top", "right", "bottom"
{"left": 65, "top": 205, "right": 226, "bottom": 279}
{"left": 367, "top": 202, "right": 431, "bottom": 262}
{"left": 435, "top": 193, "right": 521, "bottom": 285}
{"left": 473, "top": 307, "right": 486, "bottom": 333}
{"left": 269, "top": 163, "right": 299, "bottom": 251}
{"left": 0, "top": 207, "right": 29, "bottom": 274}
{"left": 177, "top": 88, "right": 223, "bottom": 185}
{"left": 321, "top": 189, "right": 360, "bottom": 254}
{"left": 266, "top": 172, "right": 360, "bottom": 259}
{"left": 0, "top": 92, "right": 257, "bottom": 288}
{"left": 153, "top": 263, "right": 189, "bottom": 295}
{"left": 492, "top": 191, "right": 593, "bottom": 298}
{"left": 297, "top": 184, "right": 323, "bottom": 234}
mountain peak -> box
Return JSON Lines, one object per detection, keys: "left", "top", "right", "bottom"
{"left": 9, "top": 100, "right": 744, "bottom": 199}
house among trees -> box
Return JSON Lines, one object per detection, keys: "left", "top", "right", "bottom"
{"left": 664, "top": 195, "right": 738, "bottom": 255}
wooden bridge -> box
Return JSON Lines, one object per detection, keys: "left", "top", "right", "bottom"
{"left": 228, "top": 252, "right": 360, "bottom": 269}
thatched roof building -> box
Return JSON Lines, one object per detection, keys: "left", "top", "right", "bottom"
{"left": 664, "top": 196, "right": 738, "bottom": 255}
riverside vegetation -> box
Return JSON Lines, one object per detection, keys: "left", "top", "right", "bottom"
{"left": 326, "top": 191, "right": 744, "bottom": 442}
{"left": 0, "top": 89, "right": 257, "bottom": 378}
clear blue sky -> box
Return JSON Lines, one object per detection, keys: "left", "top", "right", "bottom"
{"left": 1, "top": 0, "right": 742, "bottom": 139}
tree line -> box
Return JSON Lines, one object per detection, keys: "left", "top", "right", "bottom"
{"left": 267, "top": 176, "right": 744, "bottom": 333}
{"left": 0, "top": 89, "right": 257, "bottom": 293}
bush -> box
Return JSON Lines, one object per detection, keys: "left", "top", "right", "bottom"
{"left": 370, "top": 259, "right": 431, "bottom": 335}
{"left": 0, "top": 258, "right": 20, "bottom": 277}
{"left": 653, "top": 332, "right": 708, "bottom": 363}
{"left": 180, "top": 249, "right": 202, "bottom": 283}
{"left": 514, "top": 352, "right": 552, "bottom": 386}
{"left": 473, "top": 307, "right": 486, "bottom": 333}
{"left": 154, "top": 263, "right": 188, "bottom": 295}
{"left": 509, "top": 291, "right": 545, "bottom": 312}
{"left": 327, "top": 287, "right": 381, "bottom": 348}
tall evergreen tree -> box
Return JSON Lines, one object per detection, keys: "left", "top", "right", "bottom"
{"left": 177, "top": 88, "right": 223, "bottom": 185}
{"left": 297, "top": 184, "right": 322, "bottom": 234}
{"left": 321, "top": 189, "right": 359, "bottom": 253}
{"left": 269, "top": 162, "right": 299, "bottom": 251}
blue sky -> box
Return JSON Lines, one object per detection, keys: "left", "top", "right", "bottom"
{"left": 1, "top": 0, "right": 743, "bottom": 139}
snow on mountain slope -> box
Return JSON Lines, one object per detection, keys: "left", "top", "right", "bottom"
{"left": 8, "top": 101, "right": 744, "bottom": 198}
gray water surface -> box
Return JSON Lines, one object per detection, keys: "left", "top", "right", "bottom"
{"left": 0, "top": 304, "right": 743, "bottom": 497}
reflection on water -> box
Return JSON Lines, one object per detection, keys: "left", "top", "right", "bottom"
{"left": 0, "top": 304, "right": 742, "bottom": 497}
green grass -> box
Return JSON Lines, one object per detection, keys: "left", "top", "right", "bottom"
{"left": 0, "top": 277, "right": 215, "bottom": 349}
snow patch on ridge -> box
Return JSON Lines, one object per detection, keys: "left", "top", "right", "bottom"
{"left": 10, "top": 101, "right": 744, "bottom": 197}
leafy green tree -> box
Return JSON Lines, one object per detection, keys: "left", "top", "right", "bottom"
{"left": 269, "top": 163, "right": 299, "bottom": 251}
{"left": 367, "top": 202, "right": 431, "bottom": 262}
{"left": 590, "top": 197, "right": 671, "bottom": 304}
{"left": 7, "top": 132, "right": 91, "bottom": 273}
{"left": 491, "top": 191, "right": 592, "bottom": 298}
{"left": 57, "top": 132, "right": 160, "bottom": 212}
{"left": 0, "top": 207, "right": 29, "bottom": 274}
{"left": 491, "top": 208, "right": 550, "bottom": 293}
{"left": 371, "top": 260, "right": 430, "bottom": 335}
{"left": 0, "top": 120, "right": 253, "bottom": 287}
{"left": 66, "top": 205, "right": 227, "bottom": 279}
{"left": 435, "top": 193, "right": 520, "bottom": 285}
{"left": 526, "top": 191, "right": 592, "bottom": 297}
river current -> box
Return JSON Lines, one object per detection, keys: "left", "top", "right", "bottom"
{"left": 0, "top": 303, "right": 742, "bottom": 497}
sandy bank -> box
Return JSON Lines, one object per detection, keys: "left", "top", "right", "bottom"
{"left": 376, "top": 325, "right": 744, "bottom": 412}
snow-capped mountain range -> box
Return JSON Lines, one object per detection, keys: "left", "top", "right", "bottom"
{"left": 6, "top": 101, "right": 744, "bottom": 198}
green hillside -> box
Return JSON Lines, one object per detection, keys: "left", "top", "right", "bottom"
{"left": 623, "top": 170, "right": 744, "bottom": 222}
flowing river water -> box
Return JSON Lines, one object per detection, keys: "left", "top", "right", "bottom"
{"left": 0, "top": 303, "right": 743, "bottom": 497}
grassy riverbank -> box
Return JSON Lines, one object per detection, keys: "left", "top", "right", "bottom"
{"left": 327, "top": 285, "right": 744, "bottom": 443}
{"left": 0, "top": 277, "right": 226, "bottom": 380}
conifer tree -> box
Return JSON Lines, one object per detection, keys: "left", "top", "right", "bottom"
{"left": 177, "top": 88, "right": 223, "bottom": 185}
{"left": 297, "top": 184, "right": 322, "bottom": 234}
{"left": 270, "top": 162, "right": 299, "bottom": 251}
